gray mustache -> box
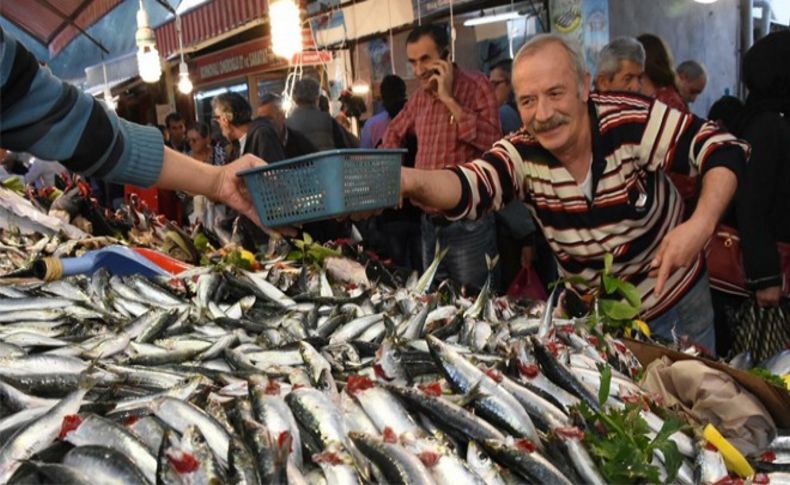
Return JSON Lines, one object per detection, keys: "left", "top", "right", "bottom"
{"left": 531, "top": 115, "right": 570, "bottom": 133}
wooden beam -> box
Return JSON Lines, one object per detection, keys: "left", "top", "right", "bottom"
{"left": 46, "top": 0, "right": 95, "bottom": 44}
{"left": 33, "top": 0, "right": 110, "bottom": 54}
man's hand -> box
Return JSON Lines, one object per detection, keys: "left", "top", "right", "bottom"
{"left": 756, "top": 286, "right": 782, "bottom": 307}
{"left": 650, "top": 217, "right": 714, "bottom": 297}
{"left": 209, "top": 154, "right": 265, "bottom": 225}
{"left": 429, "top": 59, "right": 455, "bottom": 104}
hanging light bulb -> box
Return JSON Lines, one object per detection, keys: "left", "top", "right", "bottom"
{"left": 177, "top": 61, "right": 193, "bottom": 94}
{"left": 136, "top": 0, "right": 161, "bottom": 83}
{"left": 351, "top": 80, "right": 370, "bottom": 95}
{"left": 270, "top": 0, "right": 303, "bottom": 61}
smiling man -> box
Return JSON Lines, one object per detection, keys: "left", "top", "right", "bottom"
{"left": 381, "top": 24, "right": 501, "bottom": 290}
{"left": 398, "top": 34, "right": 748, "bottom": 354}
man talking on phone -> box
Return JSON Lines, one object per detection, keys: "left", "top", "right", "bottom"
{"left": 381, "top": 24, "right": 502, "bottom": 290}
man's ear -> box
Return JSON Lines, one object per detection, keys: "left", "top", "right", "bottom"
{"left": 594, "top": 73, "right": 606, "bottom": 92}
{"left": 581, "top": 72, "right": 592, "bottom": 101}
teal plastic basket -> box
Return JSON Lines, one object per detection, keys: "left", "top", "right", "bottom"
{"left": 238, "top": 149, "right": 406, "bottom": 226}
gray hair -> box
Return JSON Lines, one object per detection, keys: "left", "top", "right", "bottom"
{"left": 596, "top": 37, "right": 645, "bottom": 79}
{"left": 676, "top": 60, "right": 706, "bottom": 81}
{"left": 514, "top": 34, "right": 587, "bottom": 91}
{"left": 211, "top": 92, "right": 251, "bottom": 126}
{"left": 292, "top": 77, "right": 321, "bottom": 106}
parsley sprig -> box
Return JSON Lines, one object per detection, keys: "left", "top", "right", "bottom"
{"left": 576, "top": 365, "right": 685, "bottom": 483}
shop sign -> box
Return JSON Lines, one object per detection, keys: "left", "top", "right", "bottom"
{"left": 192, "top": 38, "right": 286, "bottom": 84}
{"left": 191, "top": 36, "right": 332, "bottom": 84}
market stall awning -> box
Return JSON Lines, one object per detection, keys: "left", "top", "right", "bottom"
{"left": 0, "top": 0, "right": 124, "bottom": 57}
{"left": 154, "top": 0, "right": 268, "bottom": 59}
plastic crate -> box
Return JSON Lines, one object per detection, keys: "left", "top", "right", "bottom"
{"left": 238, "top": 149, "right": 406, "bottom": 226}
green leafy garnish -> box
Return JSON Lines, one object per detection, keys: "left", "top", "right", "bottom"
{"left": 598, "top": 364, "right": 612, "bottom": 408}
{"left": 748, "top": 367, "right": 787, "bottom": 389}
{"left": 577, "top": 370, "right": 684, "bottom": 484}
{"left": 288, "top": 233, "right": 342, "bottom": 267}
{"left": 223, "top": 250, "right": 252, "bottom": 270}
{"left": 2, "top": 176, "right": 24, "bottom": 194}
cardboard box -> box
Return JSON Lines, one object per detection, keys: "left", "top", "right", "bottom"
{"left": 624, "top": 339, "right": 790, "bottom": 428}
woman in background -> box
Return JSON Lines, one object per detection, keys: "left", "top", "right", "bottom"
{"left": 187, "top": 122, "right": 226, "bottom": 166}
{"left": 637, "top": 33, "right": 686, "bottom": 111}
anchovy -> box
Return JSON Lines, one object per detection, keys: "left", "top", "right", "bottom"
{"left": 530, "top": 336, "right": 600, "bottom": 412}
{"left": 385, "top": 384, "right": 505, "bottom": 443}
{"left": 0, "top": 379, "right": 91, "bottom": 482}
{"left": 349, "top": 432, "right": 436, "bottom": 485}
{"left": 63, "top": 413, "right": 157, "bottom": 483}
{"left": 427, "top": 336, "right": 540, "bottom": 444}
{"left": 150, "top": 396, "right": 231, "bottom": 468}
{"left": 482, "top": 439, "right": 572, "bottom": 485}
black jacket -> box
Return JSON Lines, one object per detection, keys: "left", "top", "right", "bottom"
{"left": 243, "top": 117, "right": 286, "bottom": 163}
{"left": 735, "top": 112, "right": 790, "bottom": 290}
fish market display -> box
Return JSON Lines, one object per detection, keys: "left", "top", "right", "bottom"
{"left": 0, "top": 248, "right": 787, "bottom": 485}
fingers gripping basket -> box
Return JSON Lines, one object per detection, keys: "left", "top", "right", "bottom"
{"left": 239, "top": 149, "right": 406, "bottom": 226}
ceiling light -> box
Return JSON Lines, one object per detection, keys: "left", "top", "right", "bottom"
{"left": 270, "top": 0, "right": 303, "bottom": 61}
{"left": 463, "top": 11, "right": 522, "bottom": 27}
{"left": 135, "top": 0, "right": 161, "bottom": 83}
{"left": 351, "top": 81, "right": 370, "bottom": 95}
{"left": 177, "top": 62, "right": 193, "bottom": 94}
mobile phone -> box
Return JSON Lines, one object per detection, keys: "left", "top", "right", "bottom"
{"left": 429, "top": 48, "right": 451, "bottom": 91}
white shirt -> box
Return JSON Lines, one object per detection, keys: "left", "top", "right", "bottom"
{"left": 578, "top": 158, "right": 594, "bottom": 200}
{"left": 239, "top": 134, "right": 247, "bottom": 155}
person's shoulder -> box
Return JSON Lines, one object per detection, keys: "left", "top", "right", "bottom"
{"left": 459, "top": 68, "right": 493, "bottom": 88}
{"left": 590, "top": 91, "right": 653, "bottom": 112}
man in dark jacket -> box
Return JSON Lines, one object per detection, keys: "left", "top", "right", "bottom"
{"left": 212, "top": 92, "right": 285, "bottom": 163}
{"left": 257, "top": 92, "right": 318, "bottom": 159}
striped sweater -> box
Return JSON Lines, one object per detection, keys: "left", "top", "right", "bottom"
{"left": 1, "top": 29, "right": 163, "bottom": 187}
{"left": 448, "top": 92, "right": 748, "bottom": 319}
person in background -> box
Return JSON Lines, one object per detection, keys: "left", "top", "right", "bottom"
{"left": 735, "top": 31, "right": 790, "bottom": 308}
{"left": 708, "top": 95, "right": 744, "bottom": 133}
{"left": 164, "top": 112, "right": 189, "bottom": 153}
{"left": 381, "top": 24, "right": 502, "bottom": 291}
{"left": 594, "top": 37, "right": 645, "bottom": 93}
{"left": 287, "top": 78, "right": 357, "bottom": 151}
{"left": 337, "top": 90, "right": 366, "bottom": 139}
{"left": 318, "top": 94, "right": 330, "bottom": 113}
{"left": 360, "top": 75, "right": 407, "bottom": 149}
{"left": 637, "top": 34, "right": 686, "bottom": 111}
{"left": 24, "top": 156, "right": 67, "bottom": 188}
{"left": 676, "top": 60, "right": 707, "bottom": 107}
{"left": 708, "top": 32, "right": 790, "bottom": 355}
{"left": 489, "top": 59, "right": 521, "bottom": 135}
{"left": 358, "top": 74, "right": 422, "bottom": 270}
{"left": 257, "top": 92, "right": 318, "bottom": 159}
{"left": 256, "top": 93, "right": 349, "bottom": 242}
{"left": 187, "top": 122, "right": 227, "bottom": 166}
{"left": 397, "top": 34, "right": 748, "bottom": 354}
{"left": 186, "top": 122, "right": 228, "bottom": 228}
{"left": 0, "top": 28, "right": 263, "bottom": 231}
{"left": 637, "top": 34, "right": 698, "bottom": 211}
{"left": 212, "top": 92, "right": 285, "bottom": 163}
{"left": 488, "top": 58, "right": 540, "bottom": 292}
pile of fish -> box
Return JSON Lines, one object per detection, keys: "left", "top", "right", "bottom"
{"left": 0, "top": 251, "right": 788, "bottom": 485}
